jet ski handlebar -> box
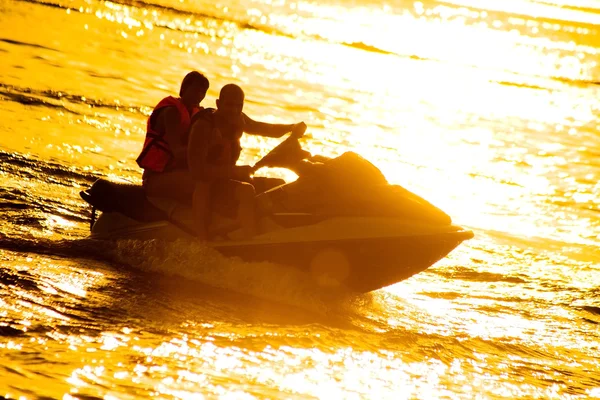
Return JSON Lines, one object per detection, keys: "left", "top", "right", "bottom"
{"left": 252, "top": 134, "right": 314, "bottom": 172}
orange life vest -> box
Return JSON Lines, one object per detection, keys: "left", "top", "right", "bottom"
{"left": 136, "top": 96, "right": 200, "bottom": 172}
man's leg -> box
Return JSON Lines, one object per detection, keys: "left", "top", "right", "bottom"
{"left": 192, "top": 180, "right": 212, "bottom": 240}
{"left": 143, "top": 170, "right": 213, "bottom": 238}
{"left": 234, "top": 182, "right": 257, "bottom": 239}
{"left": 211, "top": 180, "right": 257, "bottom": 239}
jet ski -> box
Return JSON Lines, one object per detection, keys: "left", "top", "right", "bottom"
{"left": 80, "top": 136, "right": 473, "bottom": 292}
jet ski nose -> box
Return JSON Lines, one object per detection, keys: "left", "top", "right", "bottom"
{"left": 79, "top": 190, "right": 92, "bottom": 203}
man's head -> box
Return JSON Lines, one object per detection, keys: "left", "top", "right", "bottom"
{"left": 180, "top": 71, "right": 209, "bottom": 109}
{"left": 216, "top": 84, "right": 245, "bottom": 120}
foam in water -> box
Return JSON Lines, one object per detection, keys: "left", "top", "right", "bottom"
{"left": 0, "top": 233, "right": 376, "bottom": 318}
{"left": 113, "top": 239, "right": 367, "bottom": 315}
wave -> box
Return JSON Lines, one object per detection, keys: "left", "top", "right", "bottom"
{"left": 102, "top": 0, "right": 294, "bottom": 38}
{"left": 552, "top": 77, "right": 600, "bottom": 87}
{"left": 0, "top": 150, "right": 98, "bottom": 186}
{"left": 0, "top": 38, "right": 58, "bottom": 52}
{"left": 533, "top": 1, "right": 600, "bottom": 15}
{"left": 494, "top": 80, "right": 550, "bottom": 91}
{"left": 0, "top": 235, "right": 366, "bottom": 314}
{"left": 13, "top": 0, "right": 597, "bottom": 96}
{"left": 112, "top": 239, "right": 364, "bottom": 315}
{"left": 438, "top": 0, "right": 600, "bottom": 29}
{"left": 0, "top": 236, "right": 120, "bottom": 262}
{"left": 12, "top": 0, "right": 65, "bottom": 10}
{"left": 581, "top": 306, "right": 600, "bottom": 316}
{"left": 0, "top": 83, "right": 149, "bottom": 116}
{"left": 0, "top": 190, "right": 90, "bottom": 228}
{"left": 16, "top": 0, "right": 293, "bottom": 39}
{"left": 342, "top": 41, "right": 396, "bottom": 55}
{"left": 433, "top": 265, "right": 527, "bottom": 284}
{"left": 494, "top": 75, "right": 600, "bottom": 93}
{"left": 0, "top": 151, "right": 102, "bottom": 226}
{"left": 0, "top": 87, "right": 81, "bottom": 115}
{"left": 15, "top": 0, "right": 394, "bottom": 58}
{"left": 107, "top": 0, "right": 225, "bottom": 20}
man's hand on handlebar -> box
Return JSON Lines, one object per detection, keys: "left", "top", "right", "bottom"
{"left": 291, "top": 122, "right": 307, "bottom": 138}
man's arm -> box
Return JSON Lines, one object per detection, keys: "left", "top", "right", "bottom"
{"left": 160, "top": 107, "right": 187, "bottom": 164}
{"left": 242, "top": 113, "right": 306, "bottom": 138}
{"left": 188, "top": 120, "right": 251, "bottom": 182}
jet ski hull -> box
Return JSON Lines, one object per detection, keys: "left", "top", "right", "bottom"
{"left": 89, "top": 212, "right": 473, "bottom": 293}
{"left": 213, "top": 231, "right": 473, "bottom": 293}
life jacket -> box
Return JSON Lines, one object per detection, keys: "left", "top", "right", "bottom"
{"left": 136, "top": 96, "right": 200, "bottom": 172}
{"left": 191, "top": 108, "right": 242, "bottom": 166}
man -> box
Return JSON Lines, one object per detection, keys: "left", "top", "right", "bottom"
{"left": 138, "top": 73, "right": 306, "bottom": 238}
{"left": 188, "top": 84, "right": 306, "bottom": 239}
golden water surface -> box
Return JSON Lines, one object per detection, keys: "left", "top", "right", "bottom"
{"left": 0, "top": 0, "right": 599, "bottom": 398}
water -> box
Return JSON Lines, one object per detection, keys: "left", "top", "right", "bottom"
{"left": 1, "top": 0, "right": 599, "bottom": 398}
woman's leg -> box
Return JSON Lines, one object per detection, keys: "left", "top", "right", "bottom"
{"left": 142, "top": 170, "right": 195, "bottom": 204}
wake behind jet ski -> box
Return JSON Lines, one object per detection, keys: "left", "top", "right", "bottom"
{"left": 80, "top": 136, "right": 473, "bottom": 293}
